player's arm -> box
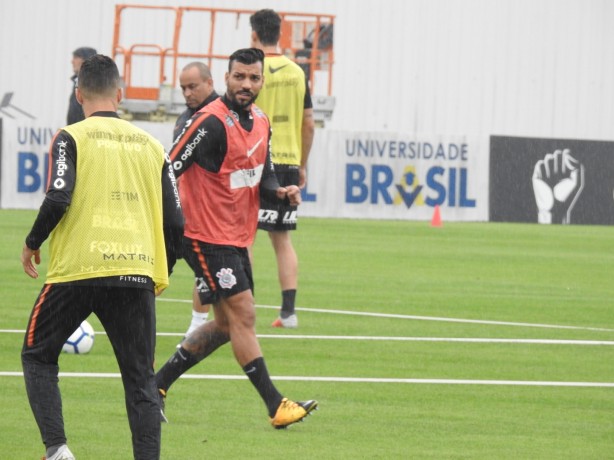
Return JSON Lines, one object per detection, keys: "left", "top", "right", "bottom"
{"left": 25, "top": 130, "right": 76, "bottom": 250}
{"left": 168, "top": 111, "right": 227, "bottom": 177}
{"left": 22, "top": 130, "right": 76, "bottom": 277}
{"left": 299, "top": 80, "right": 315, "bottom": 188}
{"left": 260, "top": 127, "right": 280, "bottom": 199}
{"left": 160, "top": 153, "right": 184, "bottom": 273}
{"left": 259, "top": 127, "right": 300, "bottom": 205}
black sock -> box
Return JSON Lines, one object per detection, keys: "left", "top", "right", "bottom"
{"left": 280, "top": 289, "right": 296, "bottom": 317}
{"left": 243, "top": 357, "right": 283, "bottom": 417}
{"left": 156, "top": 347, "right": 199, "bottom": 392}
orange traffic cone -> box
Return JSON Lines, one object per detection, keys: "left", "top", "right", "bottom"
{"left": 431, "top": 205, "right": 443, "bottom": 227}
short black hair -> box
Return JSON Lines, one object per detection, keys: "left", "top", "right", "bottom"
{"left": 77, "top": 54, "right": 120, "bottom": 98}
{"left": 250, "top": 9, "right": 281, "bottom": 46}
{"left": 73, "top": 47, "right": 97, "bottom": 60}
{"left": 228, "top": 48, "right": 265, "bottom": 72}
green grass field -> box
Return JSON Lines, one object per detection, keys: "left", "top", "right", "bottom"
{"left": 1, "top": 209, "right": 613, "bottom": 459}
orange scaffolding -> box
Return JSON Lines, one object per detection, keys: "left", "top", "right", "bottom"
{"left": 112, "top": 4, "right": 335, "bottom": 103}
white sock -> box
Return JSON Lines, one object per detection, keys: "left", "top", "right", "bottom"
{"left": 185, "top": 310, "right": 208, "bottom": 336}
{"left": 46, "top": 444, "right": 68, "bottom": 459}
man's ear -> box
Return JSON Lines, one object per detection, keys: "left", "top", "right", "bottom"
{"left": 75, "top": 88, "right": 84, "bottom": 106}
{"left": 116, "top": 87, "right": 123, "bottom": 103}
{"left": 250, "top": 30, "right": 259, "bottom": 47}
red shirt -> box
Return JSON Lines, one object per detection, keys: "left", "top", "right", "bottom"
{"left": 178, "top": 99, "right": 271, "bottom": 247}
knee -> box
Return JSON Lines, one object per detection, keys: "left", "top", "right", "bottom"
{"left": 227, "top": 306, "right": 256, "bottom": 331}
{"left": 237, "top": 307, "right": 256, "bottom": 329}
{"left": 21, "top": 346, "right": 51, "bottom": 367}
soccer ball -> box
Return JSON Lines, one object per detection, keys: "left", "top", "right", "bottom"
{"left": 62, "top": 320, "right": 95, "bottom": 354}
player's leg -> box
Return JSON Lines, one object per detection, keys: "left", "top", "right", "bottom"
{"left": 268, "top": 229, "right": 298, "bottom": 326}
{"left": 217, "top": 273, "right": 285, "bottom": 416}
{"left": 260, "top": 166, "right": 300, "bottom": 328}
{"left": 178, "top": 239, "right": 212, "bottom": 343}
{"left": 156, "top": 239, "right": 229, "bottom": 403}
{"left": 192, "top": 284, "right": 210, "bottom": 330}
{"left": 95, "top": 287, "right": 160, "bottom": 460}
{"left": 21, "top": 284, "right": 89, "bottom": 458}
{"left": 175, "top": 284, "right": 210, "bottom": 349}
{"left": 156, "top": 311, "right": 230, "bottom": 396}
{"left": 218, "top": 267, "right": 318, "bottom": 428}
{"left": 184, "top": 284, "right": 210, "bottom": 337}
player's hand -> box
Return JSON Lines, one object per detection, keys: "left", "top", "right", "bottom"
{"left": 21, "top": 245, "right": 41, "bottom": 279}
{"left": 532, "top": 149, "right": 584, "bottom": 224}
{"left": 298, "top": 166, "right": 307, "bottom": 189}
{"left": 277, "top": 185, "right": 302, "bottom": 206}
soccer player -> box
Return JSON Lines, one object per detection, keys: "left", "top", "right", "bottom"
{"left": 250, "top": 9, "right": 316, "bottom": 328}
{"left": 156, "top": 48, "right": 318, "bottom": 429}
{"left": 173, "top": 62, "right": 219, "bottom": 341}
{"left": 21, "top": 54, "right": 184, "bottom": 460}
{"left": 66, "top": 46, "right": 97, "bottom": 124}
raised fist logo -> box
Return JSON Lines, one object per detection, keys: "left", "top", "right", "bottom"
{"left": 532, "top": 149, "right": 584, "bottom": 224}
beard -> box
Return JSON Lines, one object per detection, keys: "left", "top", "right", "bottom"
{"left": 228, "top": 89, "right": 256, "bottom": 109}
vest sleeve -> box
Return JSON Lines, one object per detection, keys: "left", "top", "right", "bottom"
{"left": 161, "top": 156, "right": 184, "bottom": 273}
{"left": 259, "top": 147, "right": 283, "bottom": 203}
{"left": 25, "top": 130, "right": 77, "bottom": 249}
{"left": 169, "top": 112, "right": 227, "bottom": 177}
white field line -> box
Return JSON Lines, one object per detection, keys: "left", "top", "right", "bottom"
{"left": 0, "top": 371, "right": 613, "bottom": 387}
{"left": 1, "top": 329, "right": 612, "bottom": 346}
{"left": 158, "top": 298, "right": 614, "bottom": 333}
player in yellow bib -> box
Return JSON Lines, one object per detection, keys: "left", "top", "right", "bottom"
{"left": 250, "top": 9, "right": 315, "bottom": 328}
{"left": 20, "top": 54, "right": 184, "bottom": 460}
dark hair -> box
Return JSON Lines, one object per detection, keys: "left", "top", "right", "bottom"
{"left": 77, "top": 54, "right": 120, "bottom": 97}
{"left": 228, "top": 48, "right": 265, "bottom": 72}
{"left": 73, "top": 47, "right": 97, "bottom": 60}
{"left": 250, "top": 9, "right": 281, "bottom": 46}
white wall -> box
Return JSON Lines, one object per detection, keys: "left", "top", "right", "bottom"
{"left": 1, "top": 0, "right": 612, "bottom": 217}
{"left": 1, "top": 0, "right": 612, "bottom": 139}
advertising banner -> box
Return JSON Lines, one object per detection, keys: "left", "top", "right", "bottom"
{"left": 1, "top": 119, "right": 491, "bottom": 223}
{"left": 0, "top": 117, "right": 59, "bottom": 209}
{"left": 300, "top": 130, "right": 489, "bottom": 221}
{"left": 0, "top": 119, "right": 173, "bottom": 211}
{"left": 490, "top": 135, "right": 614, "bottom": 225}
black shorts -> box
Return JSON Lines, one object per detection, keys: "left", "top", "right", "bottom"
{"left": 258, "top": 165, "right": 298, "bottom": 232}
{"left": 182, "top": 237, "right": 254, "bottom": 305}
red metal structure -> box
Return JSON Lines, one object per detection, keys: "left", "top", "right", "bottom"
{"left": 112, "top": 4, "right": 335, "bottom": 104}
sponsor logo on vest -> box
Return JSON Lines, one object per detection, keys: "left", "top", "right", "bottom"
{"left": 96, "top": 139, "right": 142, "bottom": 151}
{"left": 229, "top": 164, "right": 264, "bottom": 189}
{"left": 86, "top": 130, "right": 148, "bottom": 145}
{"left": 53, "top": 140, "right": 68, "bottom": 189}
{"left": 182, "top": 128, "right": 207, "bottom": 159}
{"left": 92, "top": 214, "right": 139, "bottom": 231}
{"left": 247, "top": 138, "right": 263, "bottom": 157}
{"left": 89, "top": 240, "right": 154, "bottom": 264}
{"left": 174, "top": 128, "right": 207, "bottom": 170}
{"left": 268, "top": 64, "right": 289, "bottom": 73}
{"left": 119, "top": 275, "right": 149, "bottom": 283}
{"left": 225, "top": 114, "right": 236, "bottom": 127}
{"left": 110, "top": 191, "right": 139, "bottom": 201}
{"left": 177, "top": 128, "right": 207, "bottom": 164}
